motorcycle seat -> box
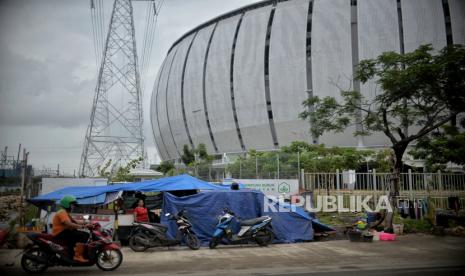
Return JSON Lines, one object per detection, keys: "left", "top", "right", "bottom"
{"left": 135, "top": 222, "right": 168, "bottom": 232}
{"left": 240, "top": 216, "right": 270, "bottom": 226}
{"left": 36, "top": 233, "right": 68, "bottom": 246}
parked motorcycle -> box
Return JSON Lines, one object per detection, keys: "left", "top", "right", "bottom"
{"left": 129, "top": 209, "right": 200, "bottom": 251}
{"left": 209, "top": 208, "right": 274, "bottom": 249}
{"left": 21, "top": 220, "right": 122, "bottom": 273}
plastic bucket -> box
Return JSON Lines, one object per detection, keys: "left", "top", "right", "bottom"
{"left": 363, "top": 234, "right": 374, "bottom": 242}
{"left": 347, "top": 231, "right": 362, "bottom": 242}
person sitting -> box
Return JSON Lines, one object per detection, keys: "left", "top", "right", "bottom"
{"left": 134, "top": 199, "right": 149, "bottom": 223}
{"left": 52, "top": 195, "right": 90, "bottom": 263}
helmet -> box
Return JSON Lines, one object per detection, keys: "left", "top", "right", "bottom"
{"left": 60, "top": 195, "right": 77, "bottom": 209}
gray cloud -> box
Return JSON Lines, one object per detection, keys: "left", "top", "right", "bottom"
{"left": 0, "top": 45, "right": 95, "bottom": 128}
{"left": 0, "top": 0, "right": 258, "bottom": 173}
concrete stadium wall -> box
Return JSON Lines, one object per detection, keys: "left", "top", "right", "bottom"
{"left": 150, "top": 0, "right": 464, "bottom": 160}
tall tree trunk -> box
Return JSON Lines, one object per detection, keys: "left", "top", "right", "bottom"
{"left": 384, "top": 145, "right": 406, "bottom": 232}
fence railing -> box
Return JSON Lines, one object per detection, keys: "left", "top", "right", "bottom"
{"left": 304, "top": 170, "right": 465, "bottom": 197}
{"left": 303, "top": 170, "right": 465, "bottom": 209}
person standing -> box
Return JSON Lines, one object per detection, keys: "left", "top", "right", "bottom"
{"left": 133, "top": 199, "right": 149, "bottom": 223}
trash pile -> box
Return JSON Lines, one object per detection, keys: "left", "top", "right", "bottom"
{"left": 0, "top": 195, "right": 21, "bottom": 222}
{"left": 444, "top": 226, "right": 465, "bottom": 237}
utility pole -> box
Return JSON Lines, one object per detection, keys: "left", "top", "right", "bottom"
{"left": 16, "top": 143, "right": 21, "bottom": 168}
{"left": 297, "top": 149, "right": 300, "bottom": 180}
{"left": 19, "top": 149, "right": 29, "bottom": 226}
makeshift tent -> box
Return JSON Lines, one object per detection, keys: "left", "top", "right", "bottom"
{"left": 161, "top": 190, "right": 333, "bottom": 244}
{"left": 220, "top": 182, "right": 247, "bottom": 189}
{"left": 29, "top": 174, "right": 225, "bottom": 208}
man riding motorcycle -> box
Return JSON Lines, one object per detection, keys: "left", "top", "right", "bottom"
{"left": 52, "top": 195, "right": 90, "bottom": 263}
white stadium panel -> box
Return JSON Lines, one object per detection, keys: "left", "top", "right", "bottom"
{"left": 158, "top": 48, "right": 180, "bottom": 160}
{"left": 402, "top": 0, "right": 447, "bottom": 139}
{"left": 312, "top": 0, "right": 357, "bottom": 147}
{"left": 167, "top": 34, "right": 196, "bottom": 155}
{"left": 184, "top": 24, "right": 216, "bottom": 153}
{"left": 449, "top": 0, "right": 465, "bottom": 45}
{"left": 153, "top": 51, "right": 174, "bottom": 161}
{"left": 150, "top": 59, "right": 168, "bottom": 160}
{"left": 205, "top": 15, "right": 242, "bottom": 153}
{"left": 402, "top": 0, "right": 447, "bottom": 52}
{"left": 234, "top": 6, "right": 274, "bottom": 151}
{"left": 269, "top": 0, "right": 311, "bottom": 145}
{"left": 358, "top": 0, "right": 399, "bottom": 147}
{"left": 151, "top": 0, "right": 463, "bottom": 160}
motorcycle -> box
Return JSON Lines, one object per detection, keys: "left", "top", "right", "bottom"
{"left": 209, "top": 208, "right": 274, "bottom": 249}
{"left": 129, "top": 209, "right": 200, "bottom": 251}
{"left": 21, "top": 217, "right": 122, "bottom": 273}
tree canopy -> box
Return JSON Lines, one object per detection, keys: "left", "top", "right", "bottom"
{"left": 300, "top": 44, "right": 465, "bottom": 231}
{"left": 300, "top": 44, "right": 465, "bottom": 174}
{"left": 410, "top": 123, "right": 465, "bottom": 172}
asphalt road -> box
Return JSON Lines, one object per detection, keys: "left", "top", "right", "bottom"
{"left": 1, "top": 234, "right": 465, "bottom": 275}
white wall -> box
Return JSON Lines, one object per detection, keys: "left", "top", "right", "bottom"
{"left": 41, "top": 178, "right": 107, "bottom": 195}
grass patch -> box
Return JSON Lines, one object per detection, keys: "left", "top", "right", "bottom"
{"left": 315, "top": 212, "right": 362, "bottom": 227}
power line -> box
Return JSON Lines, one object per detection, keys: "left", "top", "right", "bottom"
{"left": 90, "top": 0, "right": 100, "bottom": 69}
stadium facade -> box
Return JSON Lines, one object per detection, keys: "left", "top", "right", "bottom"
{"left": 150, "top": 0, "right": 465, "bottom": 161}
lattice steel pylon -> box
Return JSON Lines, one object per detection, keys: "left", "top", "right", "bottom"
{"left": 80, "top": 0, "right": 145, "bottom": 177}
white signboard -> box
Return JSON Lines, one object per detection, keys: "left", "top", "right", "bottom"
{"left": 234, "top": 179, "right": 299, "bottom": 196}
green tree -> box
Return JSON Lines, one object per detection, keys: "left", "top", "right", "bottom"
{"left": 97, "top": 157, "right": 144, "bottom": 182}
{"left": 194, "top": 143, "right": 214, "bottom": 179}
{"left": 300, "top": 44, "right": 465, "bottom": 229}
{"left": 181, "top": 144, "right": 195, "bottom": 165}
{"left": 410, "top": 123, "right": 465, "bottom": 171}
{"left": 156, "top": 160, "right": 175, "bottom": 175}
{"left": 112, "top": 157, "right": 144, "bottom": 182}
{"left": 226, "top": 142, "right": 377, "bottom": 178}
{"left": 97, "top": 159, "right": 112, "bottom": 178}
{"left": 195, "top": 143, "right": 212, "bottom": 161}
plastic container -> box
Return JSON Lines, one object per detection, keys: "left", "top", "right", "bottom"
{"left": 363, "top": 234, "right": 374, "bottom": 242}
{"left": 347, "top": 230, "right": 362, "bottom": 242}
{"left": 372, "top": 232, "right": 380, "bottom": 241}
{"left": 379, "top": 232, "right": 396, "bottom": 241}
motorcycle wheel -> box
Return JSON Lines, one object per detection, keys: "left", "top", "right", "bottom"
{"left": 129, "top": 233, "right": 149, "bottom": 252}
{"left": 255, "top": 229, "right": 274, "bottom": 246}
{"left": 96, "top": 248, "right": 123, "bottom": 271}
{"left": 21, "top": 248, "right": 48, "bottom": 273}
{"left": 209, "top": 236, "right": 220, "bottom": 249}
{"left": 185, "top": 232, "right": 200, "bottom": 250}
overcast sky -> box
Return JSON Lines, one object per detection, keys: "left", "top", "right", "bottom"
{"left": 0, "top": 0, "right": 258, "bottom": 175}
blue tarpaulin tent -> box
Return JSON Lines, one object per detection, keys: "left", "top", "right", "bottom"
{"left": 30, "top": 174, "right": 334, "bottom": 242}
{"left": 29, "top": 174, "right": 225, "bottom": 207}
{"left": 161, "top": 190, "right": 325, "bottom": 244}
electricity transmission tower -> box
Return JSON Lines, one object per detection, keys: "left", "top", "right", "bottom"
{"left": 80, "top": 0, "right": 159, "bottom": 177}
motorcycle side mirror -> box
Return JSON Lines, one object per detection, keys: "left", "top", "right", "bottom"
{"left": 165, "top": 213, "right": 171, "bottom": 217}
